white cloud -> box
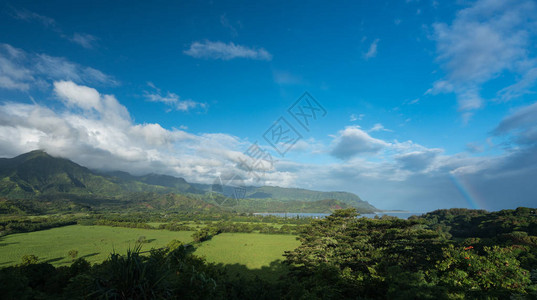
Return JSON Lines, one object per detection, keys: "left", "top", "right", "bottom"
{"left": 54, "top": 81, "right": 102, "bottom": 111}
{"left": 330, "top": 126, "right": 390, "bottom": 159}
{"left": 184, "top": 40, "right": 272, "bottom": 61}
{"left": 0, "top": 44, "right": 116, "bottom": 91}
{"left": 429, "top": 0, "right": 537, "bottom": 113}
{"left": 369, "top": 123, "right": 392, "bottom": 132}
{"left": 144, "top": 82, "right": 206, "bottom": 112}
{"left": 395, "top": 149, "right": 442, "bottom": 172}
{"left": 10, "top": 8, "right": 97, "bottom": 49}
{"left": 0, "top": 44, "right": 34, "bottom": 91}
{"left": 349, "top": 113, "right": 364, "bottom": 122}
{"left": 466, "top": 142, "right": 484, "bottom": 153}
{"left": 70, "top": 33, "right": 98, "bottom": 49}
{"left": 494, "top": 101, "right": 537, "bottom": 145}
{"left": 497, "top": 66, "right": 537, "bottom": 101}
{"left": 405, "top": 98, "right": 420, "bottom": 105}
{"left": 363, "top": 39, "right": 380, "bottom": 59}
{"left": 220, "top": 14, "right": 238, "bottom": 37}
{"left": 35, "top": 54, "right": 117, "bottom": 85}
{"left": 426, "top": 80, "right": 453, "bottom": 95}
{"left": 11, "top": 8, "right": 57, "bottom": 28}
{"left": 0, "top": 81, "right": 244, "bottom": 182}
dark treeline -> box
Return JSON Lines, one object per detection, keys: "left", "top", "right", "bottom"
{"left": 0, "top": 216, "right": 77, "bottom": 237}
{"left": 0, "top": 210, "right": 310, "bottom": 237}
{"left": 92, "top": 219, "right": 153, "bottom": 229}
{"left": 82, "top": 211, "right": 312, "bottom": 225}
{"left": 190, "top": 221, "right": 299, "bottom": 242}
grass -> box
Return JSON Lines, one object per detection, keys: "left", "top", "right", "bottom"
{"left": 0, "top": 226, "right": 301, "bottom": 281}
{"left": 194, "top": 233, "right": 300, "bottom": 280}
{"left": 0, "top": 225, "right": 194, "bottom": 267}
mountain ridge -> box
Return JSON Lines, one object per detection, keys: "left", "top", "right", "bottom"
{"left": 0, "top": 150, "right": 378, "bottom": 212}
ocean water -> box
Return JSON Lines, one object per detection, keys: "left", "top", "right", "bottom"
{"left": 253, "top": 212, "right": 425, "bottom": 220}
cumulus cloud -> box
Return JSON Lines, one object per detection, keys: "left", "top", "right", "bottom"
{"left": 395, "top": 149, "right": 442, "bottom": 172}
{"left": 184, "top": 40, "right": 272, "bottom": 61}
{"left": 429, "top": 0, "right": 537, "bottom": 113}
{"left": 0, "top": 81, "right": 280, "bottom": 184}
{"left": 330, "top": 126, "right": 389, "bottom": 159}
{"left": 54, "top": 81, "right": 102, "bottom": 111}
{"left": 0, "top": 44, "right": 116, "bottom": 91}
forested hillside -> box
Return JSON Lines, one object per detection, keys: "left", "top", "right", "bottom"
{"left": 0, "top": 151, "right": 377, "bottom": 213}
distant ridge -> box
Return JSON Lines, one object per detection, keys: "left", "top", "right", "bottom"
{"left": 0, "top": 150, "right": 378, "bottom": 213}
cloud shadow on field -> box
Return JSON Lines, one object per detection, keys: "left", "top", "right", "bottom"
{"left": 0, "top": 261, "right": 14, "bottom": 266}
{"left": 0, "top": 241, "right": 19, "bottom": 247}
{"left": 43, "top": 257, "right": 63, "bottom": 264}
{"left": 214, "top": 259, "right": 290, "bottom": 282}
{"left": 80, "top": 252, "right": 99, "bottom": 259}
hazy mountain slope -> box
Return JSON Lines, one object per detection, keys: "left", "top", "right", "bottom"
{"left": 248, "top": 186, "right": 361, "bottom": 201}
{"left": 0, "top": 150, "right": 125, "bottom": 198}
{"left": 192, "top": 183, "right": 377, "bottom": 212}
{"left": 100, "top": 171, "right": 200, "bottom": 194}
{"left": 0, "top": 151, "right": 173, "bottom": 198}
{"left": 0, "top": 151, "right": 377, "bottom": 213}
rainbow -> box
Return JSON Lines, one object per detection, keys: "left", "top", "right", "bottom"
{"left": 449, "top": 173, "right": 486, "bottom": 210}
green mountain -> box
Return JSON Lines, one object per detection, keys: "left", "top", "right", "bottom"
{"left": 193, "top": 183, "right": 377, "bottom": 213}
{"left": 100, "top": 171, "right": 200, "bottom": 194}
{"left": 245, "top": 186, "right": 376, "bottom": 212}
{"left": 0, "top": 150, "right": 377, "bottom": 213}
{"left": 0, "top": 150, "right": 124, "bottom": 198}
{"left": 0, "top": 150, "right": 204, "bottom": 199}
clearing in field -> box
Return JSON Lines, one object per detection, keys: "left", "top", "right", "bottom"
{"left": 194, "top": 233, "right": 300, "bottom": 280}
{"left": 0, "top": 225, "right": 194, "bottom": 267}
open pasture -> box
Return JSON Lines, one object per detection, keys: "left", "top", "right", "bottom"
{"left": 0, "top": 225, "right": 194, "bottom": 267}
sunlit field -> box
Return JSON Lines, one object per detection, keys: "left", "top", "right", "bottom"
{"left": 0, "top": 225, "right": 194, "bottom": 267}
{"left": 194, "top": 232, "right": 300, "bottom": 280}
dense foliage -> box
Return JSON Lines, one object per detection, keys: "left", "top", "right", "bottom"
{"left": 282, "top": 208, "right": 537, "bottom": 299}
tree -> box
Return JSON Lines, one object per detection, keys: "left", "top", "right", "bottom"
{"left": 436, "top": 245, "right": 532, "bottom": 295}
{"left": 68, "top": 249, "right": 79, "bottom": 260}
{"left": 20, "top": 254, "right": 39, "bottom": 265}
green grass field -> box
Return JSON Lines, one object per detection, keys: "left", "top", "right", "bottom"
{"left": 0, "top": 225, "right": 194, "bottom": 267}
{"left": 0, "top": 226, "right": 301, "bottom": 281}
{"left": 194, "top": 233, "right": 300, "bottom": 280}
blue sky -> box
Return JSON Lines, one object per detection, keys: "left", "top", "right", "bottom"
{"left": 1, "top": 0, "right": 537, "bottom": 211}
